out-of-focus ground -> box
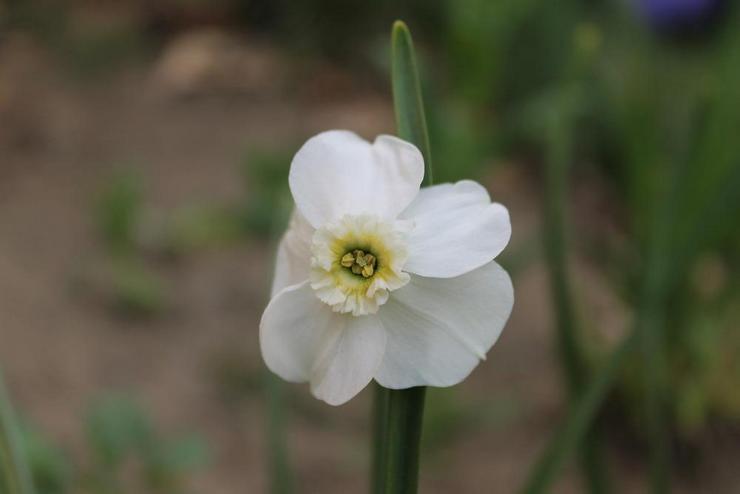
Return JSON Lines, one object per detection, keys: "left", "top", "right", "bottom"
{"left": 1, "top": 17, "right": 739, "bottom": 494}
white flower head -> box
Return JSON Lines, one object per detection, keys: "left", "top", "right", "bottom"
{"left": 260, "top": 130, "right": 514, "bottom": 406}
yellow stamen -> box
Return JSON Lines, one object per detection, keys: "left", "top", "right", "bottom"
{"left": 342, "top": 249, "right": 377, "bottom": 278}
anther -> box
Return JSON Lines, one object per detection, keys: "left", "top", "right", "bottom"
{"left": 342, "top": 249, "right": 377, "bottom": 278}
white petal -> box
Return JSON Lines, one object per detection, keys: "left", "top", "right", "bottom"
{"left": 401, "top": 180, "right": 511, "bottom": 278}
{"left": 289, "top": 131, "right": 424, "bottom": 228}
{"left": 271, "top": 210, "right": 314, "bottom": 297}
{"left": 311, "top": 314, "right": 387, "bottom": 406}
{"left": 375, "top": 261, "right": 513, "bottom": 389}
{"left": 260, "top": 281, "right": 334, "bottom": 382}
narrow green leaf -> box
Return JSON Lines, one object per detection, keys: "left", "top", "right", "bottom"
{"left": 0, "top": 371, "right": 35, "bottom": 494}
{"left": 391, "top": 20, "right": 433, "bottom": 185}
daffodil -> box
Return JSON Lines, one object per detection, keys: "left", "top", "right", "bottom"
{"left": 260, "top": 130, "right": 514, "bottom": 405}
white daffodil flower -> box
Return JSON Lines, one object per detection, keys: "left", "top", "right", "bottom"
{"left": 259, "top": 130, "right": 514, "bottom": 406}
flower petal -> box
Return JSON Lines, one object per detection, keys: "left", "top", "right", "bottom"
{"left": 401, "top": 180, "right": 511, "bottom": 278}
{"left": 311, "top": 314, "right": 387, "bottom": 406}
{"left": 271, "top": 210, "right": 314, "bottom": 297}
{"left": 375, "top": 261, "right": 513, "bottom": 389}
{"left": 260, "top": 281, "right": 334, "bottom": 382}
{"left": 289, "top": 131, "right": 424, "bottom": 228}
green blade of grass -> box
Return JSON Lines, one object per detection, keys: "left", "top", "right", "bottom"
{"left": 0, "top": 370, "right": 35, "bottom": 494}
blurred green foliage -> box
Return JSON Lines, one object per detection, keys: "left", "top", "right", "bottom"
{"left": 239, "top": 148, "right": 293, "bottom": 237}
{"left": 96, "top": 172, "right": 143, "bottom": 257}
{"left": 91, "top": 171, "right": 168, "bottom": 317}
{"left": 597, "top": 6, "right": 740, "bottom": 441}
{"left": 164, "top": 205, "right": 244, "bottom": 256}
{"left": 22, "top": 394, "right": 208, "bottom": 494}
{"left": 89, "top": 150, "right": 295, "bottom": 318}
{"left": 106, "top": 258, "right": 167, "bottom": 317}
{"left": 422, "top": 388, "right": 520, "bottom": 455}
{"left": 22, "top": 425, "right": 70, "bottom": 494}
{"left": 431, "top": 0, "right": 740, "bottom": 449}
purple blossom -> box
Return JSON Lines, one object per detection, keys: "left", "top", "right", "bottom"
{"left": 640, "top": 0, "right": 723, "bottom": 30}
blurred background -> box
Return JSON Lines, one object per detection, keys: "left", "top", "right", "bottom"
{"left": 1, "top": 0, "right": 739, "bottom": 493}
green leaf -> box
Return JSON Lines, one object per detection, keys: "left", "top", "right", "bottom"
{"left": 21, "top": 425, "right": 71, "bottom": 494}
{"left": 391, "top": 20, "right": 433, "bottom": 186}
{"left": 95, "top": 171, "right": 142, "bottom": 255}
{"left": 86, "top": 395, "right": 152, "bottom": 468}
{"left": 0, "top": 371, "right": 35, "bottom": 494}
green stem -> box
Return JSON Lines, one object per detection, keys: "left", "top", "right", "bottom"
{"left": 371, "top": 20, "right": 431, "bottom": 494}
{"left": 372, "top": 386, "right": 427, "bottom": 494}
{"left": 0, "top": 371, "right": 34, "bottom": 494}
{"left": 382, "top": 388, "right": 426, "bottom": 494}
{"left": 544, "top": 108, "right": 609, "bottom": 494}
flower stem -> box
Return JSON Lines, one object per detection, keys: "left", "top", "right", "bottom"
{"left": 372, "top": 385, "right": 426, "bottom": 494}
{"left": 0, "top": 370, "right": 34, "bottom": 494}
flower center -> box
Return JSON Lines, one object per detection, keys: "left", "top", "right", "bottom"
{"left": 340, "top": 249, "right": 377, "bottom": 278}
{"left": 309, "top": 214, "right": 410, "bottom": 316}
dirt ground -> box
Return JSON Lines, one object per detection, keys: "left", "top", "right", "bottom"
{"left": 1, "top": 30, "right": 738, "bottom": 494}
